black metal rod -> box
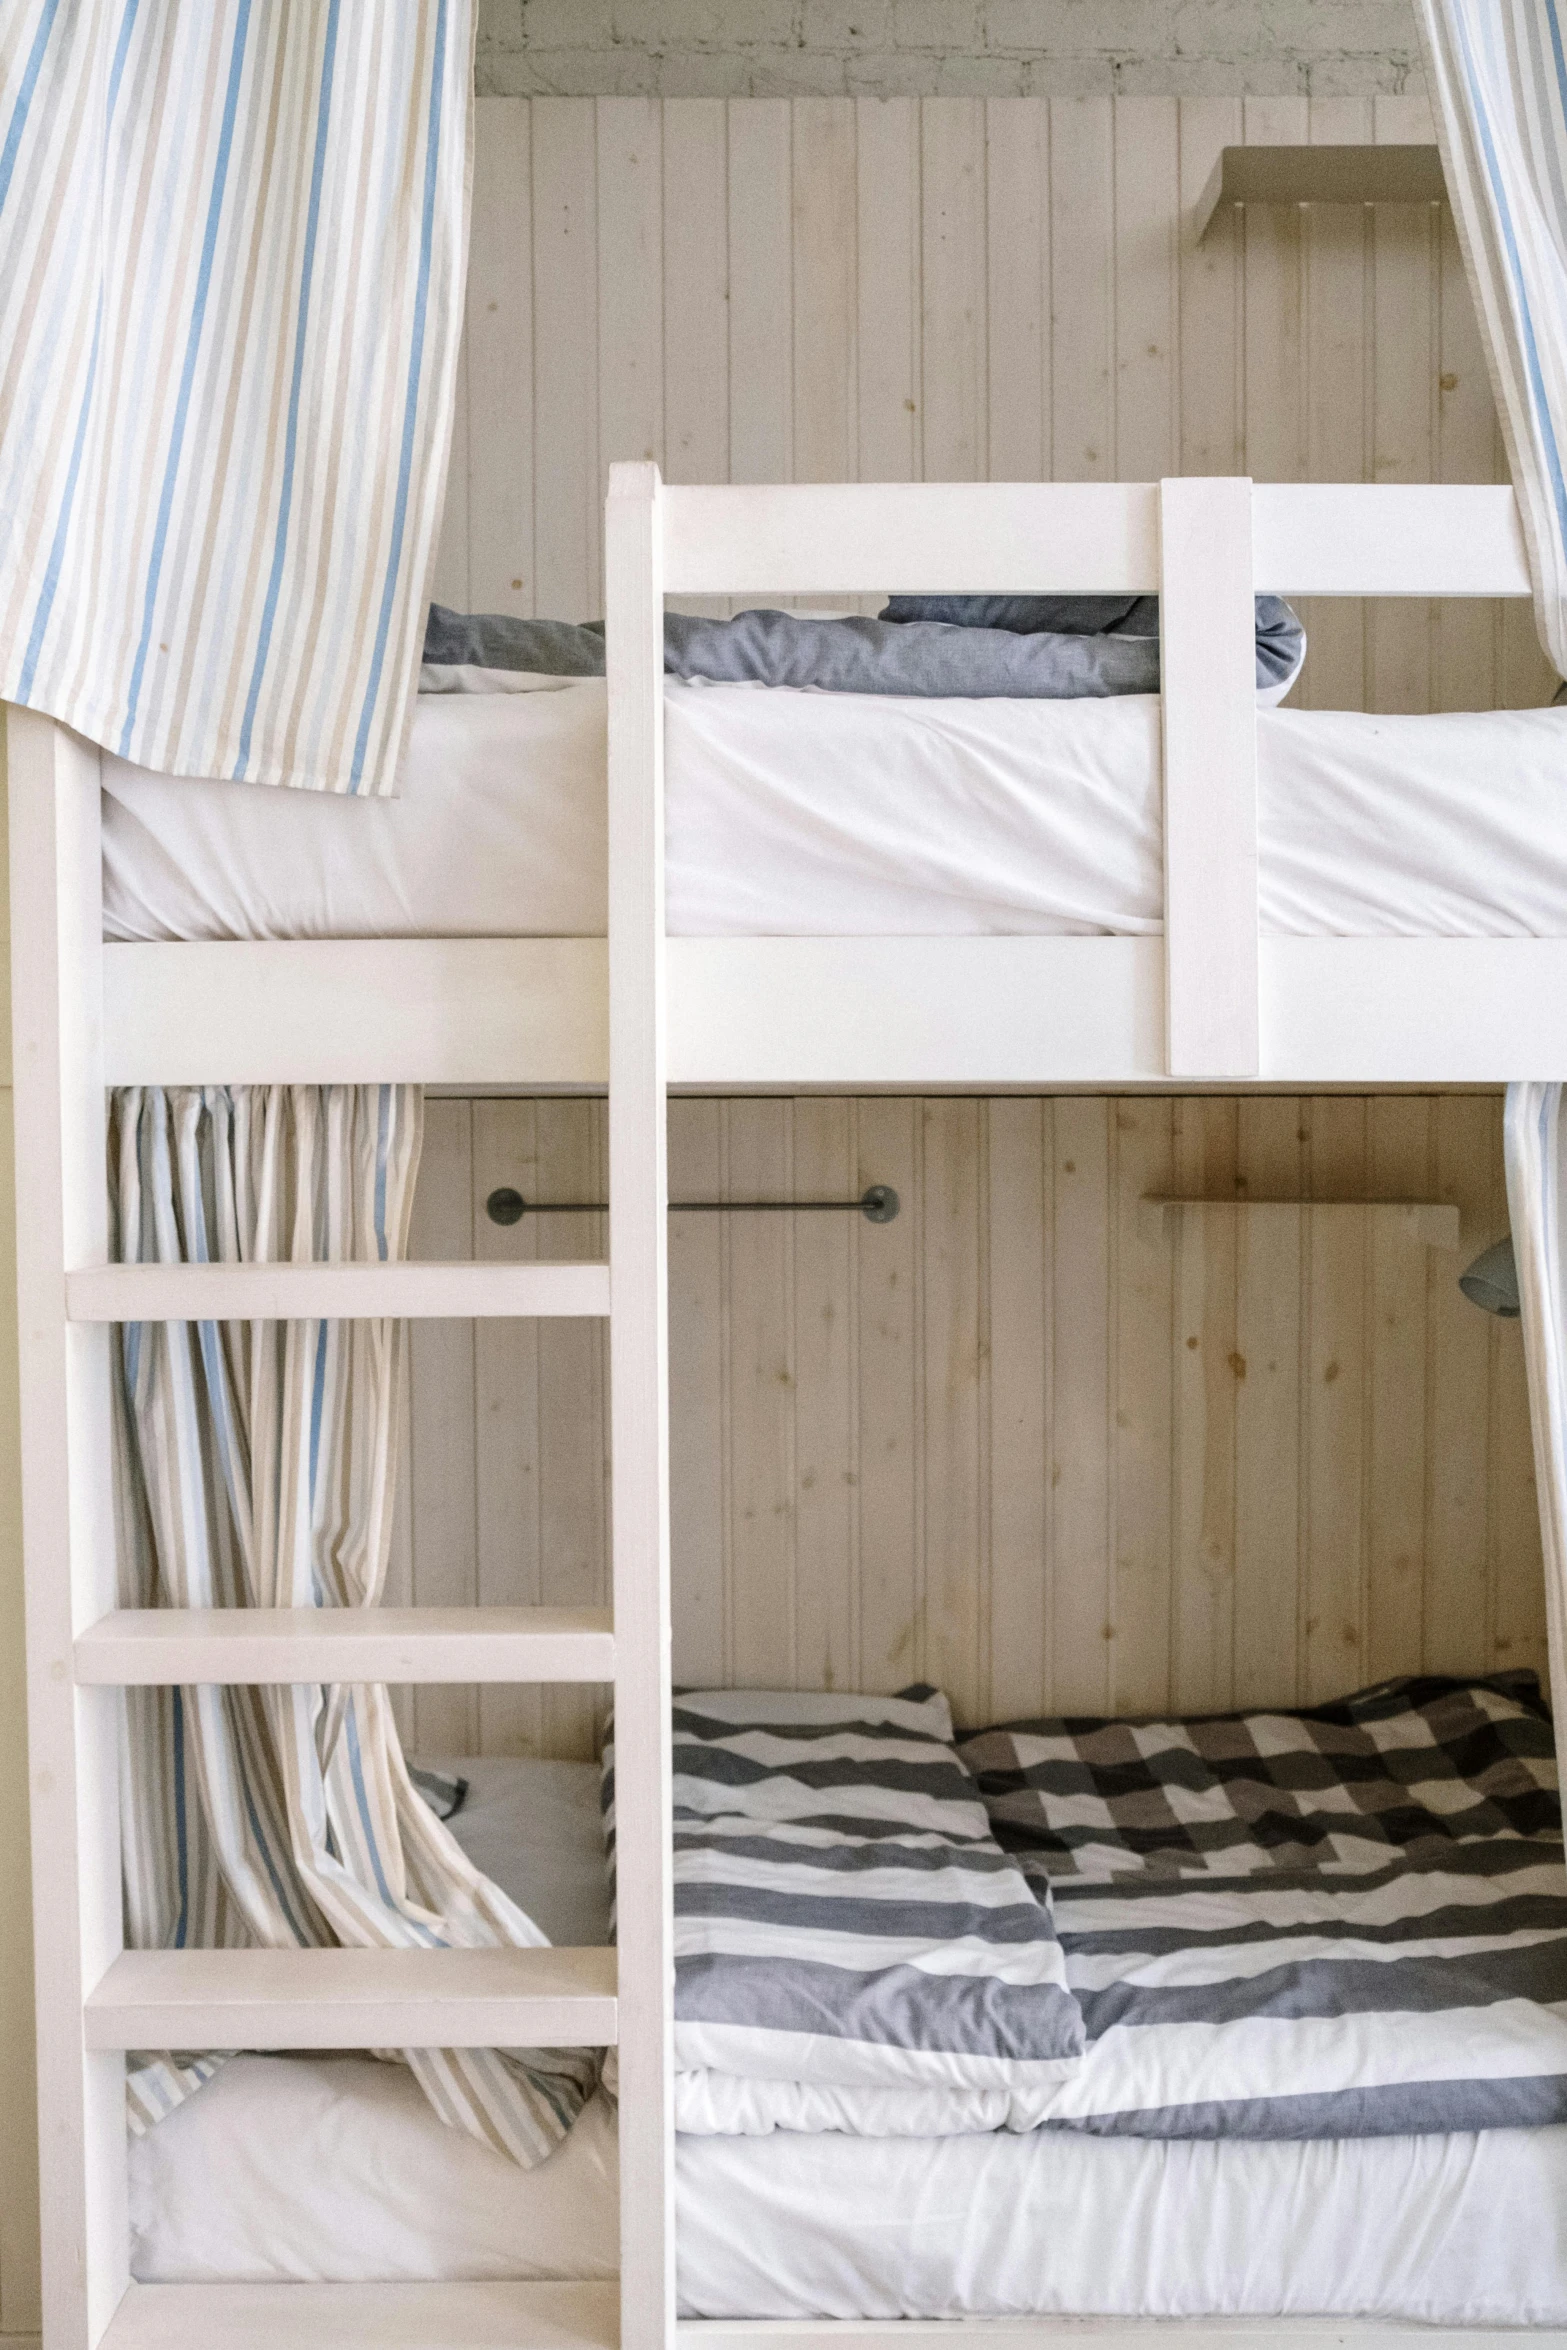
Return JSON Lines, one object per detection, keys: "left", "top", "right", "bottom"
{"left": 486, "top": 1184, "right": 899, "bottom": 1227}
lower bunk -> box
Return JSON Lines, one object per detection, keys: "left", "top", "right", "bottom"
{"left": 129, "top": 1677, "right": 1567, "bottom": 2327}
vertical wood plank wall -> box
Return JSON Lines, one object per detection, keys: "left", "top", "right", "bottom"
{"left": 393, "top": 1094, "right": 1542, "bottom": 1749}
{"left": 434, "top": 91, "right": 1558, "bottom": 712}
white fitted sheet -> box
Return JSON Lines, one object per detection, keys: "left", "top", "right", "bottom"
{"left": 101, "top": 683, "right": 1567, "bottom": 943}
{"left": 126, "top": 1756, "right": 1567, "bottom": 2321}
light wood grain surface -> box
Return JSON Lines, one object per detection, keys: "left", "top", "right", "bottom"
{"left": 396, "top": 1092, "right": 1541, "bottom": 1743}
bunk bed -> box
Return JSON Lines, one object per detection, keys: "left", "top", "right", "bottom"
{"left": 12, "top": 466, "right": 1567, "bottom": 2350}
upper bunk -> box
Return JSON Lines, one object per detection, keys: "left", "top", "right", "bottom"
{"left": 19, "top": 471, "right": 1565, "bottom": 1094}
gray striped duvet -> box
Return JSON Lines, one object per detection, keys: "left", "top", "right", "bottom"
{"left": 959, "top": 1673, "right": 1567, "bottom": 2138}
{"left": 617, "top": 1686, "right": 1085, "bottom": 2135}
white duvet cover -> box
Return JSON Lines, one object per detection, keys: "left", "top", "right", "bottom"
{"left": 101, "top": 682, "right": 1567, "bottom": 944}
{"left": 126, "top": 1757, "right": 1567, "bottom": 2322}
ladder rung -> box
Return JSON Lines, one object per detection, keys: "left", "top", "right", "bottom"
{"left": 86, "top": 1946, "right": 616, "bottom": 2050}
{"left": 65, "top": 1260, "right": 609, "bottom": 1321}
{"left": 100, "top": 2277, "right": 619, "bottom": 2349}
{"left": 75, "top": 1605, "right": 615, "bottom": 1684}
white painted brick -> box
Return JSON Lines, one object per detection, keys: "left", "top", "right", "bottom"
{"left": 984, "top": 0, "right": 1177, "bottom": 54}
{"left": 524, "top": 0, "right": 614, "bottom": 45}
{"left": 801, "top": 0, "right": 895, "bottom": 48}
{"left": 474, "top": 0, "right": 1428, "bottom": 98}
{"left": 890, "top": 0, "right": 983, "bottom": 48}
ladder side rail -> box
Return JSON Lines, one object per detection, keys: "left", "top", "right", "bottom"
{"left": 605, "top": 460, "right": 676, "bottom": 2350}
{"left": 8, "top": 709, "right": 128, "bottom": 2349}
{"left": 1159, "top": 478, "right": 1261, "bottom": 1080}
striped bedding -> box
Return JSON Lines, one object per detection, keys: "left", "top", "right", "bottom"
{"left": 606, "top": 1686, "right": 1086, "bottom": 2136}
{"left": 958, "top": 1673, "right": 1567, "bottom": 2138}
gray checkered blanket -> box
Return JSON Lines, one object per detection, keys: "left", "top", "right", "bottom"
{"left": 957, "top": 1674, "right": 1567, "bottom": 2139}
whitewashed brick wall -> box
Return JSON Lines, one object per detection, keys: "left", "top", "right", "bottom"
{"left": 477, "top": 0, "right": 1424, "bottom": 99}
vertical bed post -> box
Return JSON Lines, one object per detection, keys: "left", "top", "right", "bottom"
{"left": 1159, "top": 476, "right": 1261, "bottom": 1079}
{"left": 7, "top": 709, "right": 127, "bottom": 2348}
{"left": 605, "top": 462, "right": 676, "bottom": 2350}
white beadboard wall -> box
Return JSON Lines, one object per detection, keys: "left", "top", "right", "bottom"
{"left": 391, "top": 1093, "right": 1543, "bottom": 1754}
{"left": 433, "top": 90, "right": 1557, "bottom": 711}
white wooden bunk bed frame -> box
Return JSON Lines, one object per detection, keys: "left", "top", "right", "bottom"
{"left": 8, "top": 462, "right": 1564, "bottom": 2350}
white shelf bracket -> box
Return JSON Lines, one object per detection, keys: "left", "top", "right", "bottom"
{"left": 1159, "top": 476, "right": 1261, "bottom": 1079}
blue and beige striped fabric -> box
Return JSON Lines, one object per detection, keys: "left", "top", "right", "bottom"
{"left": 608, "top": 1686, "right": 1086, "bottom": 2136}
{"left": 0, "top": 4, "right": 472, "bottom": 795}
{"left": 1506, "top": 1084, "right": 1567, "bottom": 1777}
{"left": 113, "top": 1086, "right": 594, "bottom": 2167}
{"left": 1419, "top": 2, "right": 1567, "bottom": 679}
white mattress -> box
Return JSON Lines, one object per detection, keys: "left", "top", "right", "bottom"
{"left": 126, "top": 1756, "right": 1567, "bottom": 2322}
{"left": 101, "top": 682, "right": 1567, "bottom": 943}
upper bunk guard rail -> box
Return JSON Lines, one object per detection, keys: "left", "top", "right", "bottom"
{"left": 94, "top": 477, "right": 1539, "bottom": 1093}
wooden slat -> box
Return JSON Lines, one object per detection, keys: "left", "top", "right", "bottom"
{"left": 921, "top": 1098, "right": 984, "bottom": 1722}
{"left": 985, "top": 1099, "right": 1049, "bottom": 1724}
{"left": 1159, "top": 474, "right": 1260, "bottom": 1078}
{"left": 472, "top": 1098, "right": 545, "bottom": 1758}
{"left": 1233, "top": 1096, "right": 1306, "bottom": 1705}
{"left": 103, "top": 939, "right": 609, "bottom": 1088}
{"left": 1146, "top": 1200, "right": 1460, "bottom": 1250}
{"left": 466, "top": 98, "right": 535, "bottom": 614}
{"left": 1049, "top": 98, "right": 1114, "bottom": 480}
{"left": 406, "top": 1099, "right": 480, "bottom": 1757}
{"left": 921, "top": 99, "right": 987, "bottom": 484}
{"left": 532, "top": 100, "right": 600, "bottom": 619}
{"left": 858, "top": 98, "right": 921, "bottom": 485}
{"left": 597, "top": 99, "right": 664, "bottom": 481}
{"left": 65, "top": 1261, "right": 609, "bottom": 1323}
{"left": 605, "top": 460, "right": 676, "bottom": 2350}
{"left": 1050, "top": 1100, "right": 1113, "bottom": 1713}
{"left": 667, "top": 1101, "right": 726, "bottom": 1689}
{"left": 8, "top": 709, "right": 128, "bottom": 2344}
{"left": 792, "top": 1098, "right": 857, "bottom": 1696}
{"left": 728, "top": 101, "right": 793, "bottom": 489}
{"left": 726, "top": 1099, "right": 796, "bottom": 1686}
{"left": 1298, "top": 96, "right": 1372, "bottom": 713}
{"left": 1114, "top": 100, "right": 1179, "bottom": 483}
{"left": 667, "top": 937, "right": 1165, "bottom": 1087}
{"left": 793, "top": 102, "right": 858, "bottom": 496}
{"left": 1170, "top": 1098, "right": 1238, "bottom": 1712}
{"left": 1302, "top": 1099, "right": 1370, "bottom": 1704}
{"left": 101, "top": 935, "right": 1567, "bottom": 1089}
{"left": 854, "top": 1098, "right": 919, "bottom": 1693}
{"left": 663, "top": 101, "right": 730, "bottom": 496}
{"left": 84, "top": 1948, "right": 617, "bottom": 2052}
{"left": 103, "top": 2278, "right": 617, "bottom": 2350}
{"left": 1252, "top": 483, "right": 1529, "bottom": 595}
{"left": 662, "top": 481, "right": 1161, "bottom": 596}
{"left": 74, "top": 1607, "right": 615, "bottom": 1686}
{"left": 985, "top": 100, "right": 1048, "bottom": 483}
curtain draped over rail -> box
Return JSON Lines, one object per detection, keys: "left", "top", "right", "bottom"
{"left": 0, "top": 2, "right": 472, "bottom": 795}
{"left": 112, "top": 1085, "right": 594, "bottom": 2167}
{"left": 1418, "top": 0, "right": 1567, "bottom": 680}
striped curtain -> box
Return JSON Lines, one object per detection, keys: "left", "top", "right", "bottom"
{"left": 0, "top": 3, "right": 472, "bottom": 795}
{"left": 1419, "top": 2, "right": 1567, "bottom": 679}
{"left": 1504, "top": 1085, "right": 1567, "bottom": 1789}
{"left": 112, "top": 1086, "right": 594, "bottom": 2167}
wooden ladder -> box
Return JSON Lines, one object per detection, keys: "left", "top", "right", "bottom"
{"left": 7, "top": 459, "right": 673, "bottom": 2348}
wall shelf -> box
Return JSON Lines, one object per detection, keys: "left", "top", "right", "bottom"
{"left": 1142, "top": 1198, "right": 1460, "bottom": 1249}
{"left": 1196, "top": 145, "right": 1446, "bottom": 241}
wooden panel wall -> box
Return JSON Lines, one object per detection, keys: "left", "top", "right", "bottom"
{"left": 433, "top": 92, "right": 1558, "bottom": 712}
{"left": 394, "top": 1093, "right": 1543, "bottom": 1750}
